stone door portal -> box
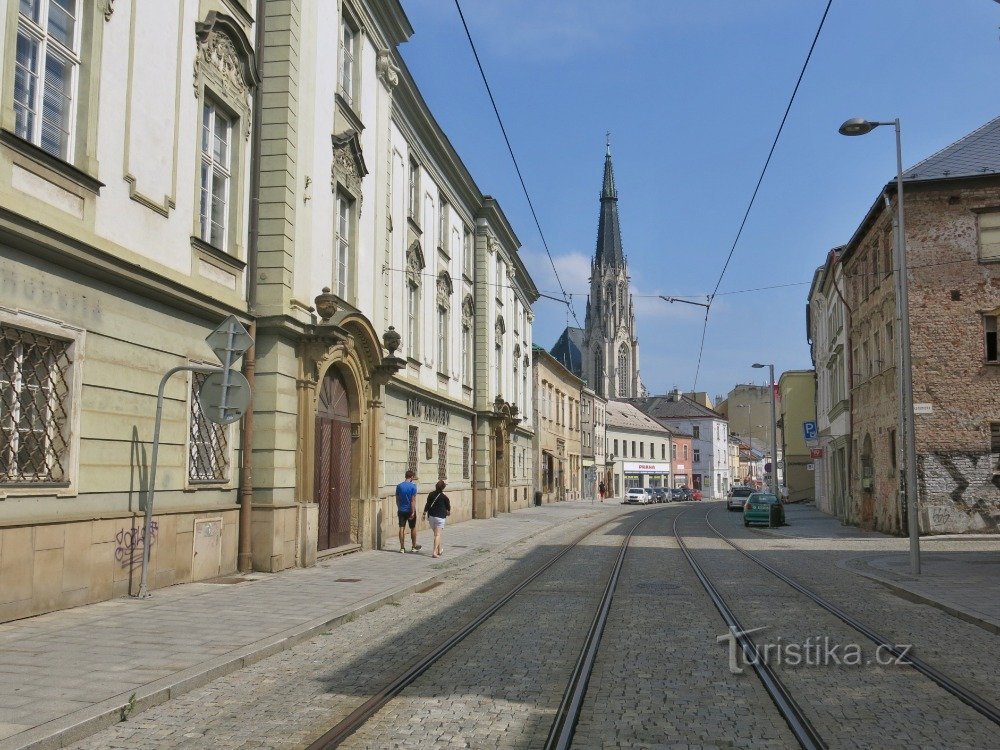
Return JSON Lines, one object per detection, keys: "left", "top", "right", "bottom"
{"left": 315, "top": 368, "right": 353, "bottom": 550}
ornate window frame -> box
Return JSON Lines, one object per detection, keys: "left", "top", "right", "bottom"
{"left": 190, "top": 12, "right": 258, "bottom": 263}
{"left": 331, "top": 130, "right": 367, "bottom": 304}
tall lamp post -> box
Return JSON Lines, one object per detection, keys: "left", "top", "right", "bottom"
{"left": 751, "top": 363, "right": 779, "bottom": 496}
{"left": 839, "top": 117, "right": 921, "bottom": 575}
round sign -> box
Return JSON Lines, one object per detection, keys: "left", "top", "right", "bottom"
{"left": 764, "top": 462, "right": 772, "bottom": 473}
{"left": 199, "top": 371, "right": 251, "bottom": 425}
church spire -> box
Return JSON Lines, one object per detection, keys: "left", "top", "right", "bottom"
{"left": 595, "top": 137, "right": 624, "bottom": 267}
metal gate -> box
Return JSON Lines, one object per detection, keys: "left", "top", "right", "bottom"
{"left": 315, "top": 369, "right": 352, "bottom": 550}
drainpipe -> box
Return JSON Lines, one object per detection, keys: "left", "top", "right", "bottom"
{"left": 237, "top": 0, "right": 266, "bottom": 573}
{"left": 471, "top": 413, "right": 478, "bottom": 518}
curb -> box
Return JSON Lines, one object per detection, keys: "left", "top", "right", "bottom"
{"left": 837, "top": 557, "right": 1000, "bottom": 635}
{"left": 0, "top": 504, "right": 619, "bottom": 750}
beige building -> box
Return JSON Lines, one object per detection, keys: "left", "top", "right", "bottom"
{"left": 532, "top": 347, "right": 582, "bottom": 504}
{"left": 0, "top": 1, "right": 259, "bottom": 621}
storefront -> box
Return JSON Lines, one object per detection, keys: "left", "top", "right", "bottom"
{"left": 620, "top": 461, "right": 671, "bottom": 490}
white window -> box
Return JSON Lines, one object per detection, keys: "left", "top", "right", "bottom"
{"left": 438, "top": 198, "right": 449, "bottom": 253}
{"left": 406, "top": 281, "right": 419, "bottom": 359}
{"left": 463, "top": 227, "right": 473, "bottom": 277}
{"left": 513, "top": 357, "right": 519, "bottom": 407}
{"left": 462, "top": 324, "right": 472, "bottom": 385}
{"left": 14, "top": 0, "right": 80, "bottom": 161}
{"left": 339, "top": 16, "right": 356, "bottom": 107}
{"left": 199, "top": 100, "right": 232, "bottom": 249}
{"left": 408, "top": 158, "right": 419, "bottom": 223}
{"left": 335, "top": 192, "right": 352, "bottom": 299}
{"left": 0, "top": 323, "right": 72, "bottom": 484}
{"left": 496, "top": 259, "right": 504, "bottom": 297}
{"left": 189, "top": 372, "right": 229, "bottom": 482}
{"left": 436, "top": 306, "right": 448, "bottom": 372}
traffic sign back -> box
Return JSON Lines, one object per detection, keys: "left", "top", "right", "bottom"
{"left": 199, "top": 370, "right": 251, "bottom": 425}
{"left": 206, "top": 315, "right": 253, "bottom": 369}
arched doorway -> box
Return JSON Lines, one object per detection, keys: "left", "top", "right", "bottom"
{"left": 315, "top": 368, "right": 353, "bottom": 550}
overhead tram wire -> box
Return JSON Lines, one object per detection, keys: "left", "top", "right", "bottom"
{"left": 453, "top": 0, "right": 581, "bottom": 327}
{"left": 690, "top": 0, "right": 834, "bottom": 391}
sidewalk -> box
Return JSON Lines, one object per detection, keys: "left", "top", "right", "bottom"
{"left": 0, "top": 500, "right": 626, "bottom": 750}
{"left": 755, "top": 503, "right": 1000, "bottom": 633}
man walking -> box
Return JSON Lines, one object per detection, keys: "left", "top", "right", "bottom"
{"left": 396, "top": 470, "right": 421, "bottom": 553}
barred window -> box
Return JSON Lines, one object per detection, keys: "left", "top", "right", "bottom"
{"left": 189, "top": 372, "right": 229, "bottom": 482}
{"left": 462, "top": 436, "right": 470, "bottom": 479}
{"left": 0, "top": 323, "right": 72, "bottom": 484}
{"left": 437, "top": 431, "right": 447, "bottom": 481}
{"left": 408, "top": 425, "right": 418, "bottom": 474}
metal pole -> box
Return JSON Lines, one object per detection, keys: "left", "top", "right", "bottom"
{"left": 769, "top": 364, "right": 779, "bottom": 496}
{"left": 893, "top": 118, "right": 921, "bottom": 574}
{"left": 138, "top": 364, "right": 222, "bottom": 598}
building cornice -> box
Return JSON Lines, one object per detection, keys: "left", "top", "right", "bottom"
{"left": 0, "top": 207, "right": 249, "bottom": 321}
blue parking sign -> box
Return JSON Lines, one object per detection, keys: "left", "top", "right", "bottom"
{"left": 803, "top": 421, "right": 817, "bottom": 441}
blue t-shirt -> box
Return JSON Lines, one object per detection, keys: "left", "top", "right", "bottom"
{"left": 396, "top": 481, "right": 418, "bottom": 514}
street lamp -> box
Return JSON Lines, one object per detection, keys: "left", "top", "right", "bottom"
{"left": 751, "top": 363, "right": 779, "bottom": 496}
{"left": 839, "top": 116, "right": 921, "bottom": 575}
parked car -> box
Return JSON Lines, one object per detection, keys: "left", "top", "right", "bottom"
{"left": 727, "top": 486, "right": 755, "bottom": 511}
{"left": 742, "top": 492, "right": 785, "bottom": 528}
{"left": 650, "top": 487, "right": 669, "bottom": 503}
{"left": 692, "top": 489, "right": 703, "bottom": 501}
{"left": 673, "top": 487, "right": 693, "bottom": 502}
{"left": 624, "top": 487, "right": 649, "bottom": 504}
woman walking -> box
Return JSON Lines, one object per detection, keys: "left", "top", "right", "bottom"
{"left": 422, "top": 480, "right": 451, "bottom": 558}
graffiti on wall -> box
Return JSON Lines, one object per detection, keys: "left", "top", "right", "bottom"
{"left": 115, "top": 521, "right": 159, "bottom": 570}
{"left": 919, "top": 453, "right": 1000, "bottom": 533}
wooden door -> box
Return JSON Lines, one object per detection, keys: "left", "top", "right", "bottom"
{"left": 315, "top": 369, "right": 352, "bottom": 550}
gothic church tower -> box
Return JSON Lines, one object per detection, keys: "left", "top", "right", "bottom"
{"left": 582, "top": 141, "right": 641, "bottom": 398}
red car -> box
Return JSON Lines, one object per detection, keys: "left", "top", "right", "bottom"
{"left": 692, "top": 489, "right": 703, "bottom": 501}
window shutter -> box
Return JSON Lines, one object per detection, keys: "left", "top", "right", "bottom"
{"left": 978, "top": 212, "right": 1000, "bottom": 260}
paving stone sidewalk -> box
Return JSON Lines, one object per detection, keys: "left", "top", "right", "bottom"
{"left": 755, "top": 502, "right": 1000, "bottom": 632}
{"left": 0, "top": 500, "right": 623, "bottom": 750}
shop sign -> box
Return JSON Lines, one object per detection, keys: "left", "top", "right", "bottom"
{"left": 406, "top": 397, "right": 450, "bottom": 425}
{"left": 623, "top": 461, "right": 670, "bottom": 474}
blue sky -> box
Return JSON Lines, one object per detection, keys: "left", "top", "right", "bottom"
{"left": 399, "top": 0, "right": 1000, "bottom": 401}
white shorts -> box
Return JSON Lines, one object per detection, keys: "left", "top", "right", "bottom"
{"left": 428, "top": 516, "right": 446, "bottom": 530}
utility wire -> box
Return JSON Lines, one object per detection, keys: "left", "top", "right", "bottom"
{"left": 691, "top": 0, "right": 834, "bottom": 391}
{"left": 453, "top": 0, "right": 581, "bottom": 327}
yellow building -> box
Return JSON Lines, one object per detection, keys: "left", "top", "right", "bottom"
{"left": 778, "top": 370, "right": 817, "bottom": 503}
{"left": 532, "top": 348, "right": 583, "bottom": 503}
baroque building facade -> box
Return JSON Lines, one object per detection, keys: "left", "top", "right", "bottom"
{"left": 551, "top": 143, "right": 641, "bottom": 398}
{"left": 0, "top": 0, "right": 259, "bottom": 621}
{"left": 0, "top": 0, "right": 539, "bottom": 622}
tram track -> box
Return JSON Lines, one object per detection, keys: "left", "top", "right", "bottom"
{"left": 674, "top": 503, "right": 1000, "bottom": 750}
{"left": 305, "top": 505, "right": 666, "bottom": 749}
{"left": 702, "top": 505, "right": 1000, "bottom": 727}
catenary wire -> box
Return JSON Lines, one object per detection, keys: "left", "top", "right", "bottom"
{"left": 691, "top": 0, "right": 834, "bottom": 391}
{"left": 453, "top": 0, "right": 580, "bottom": 327}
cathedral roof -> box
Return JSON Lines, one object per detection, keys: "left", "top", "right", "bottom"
{"left": 595, "top": 144, "right": 625, "bottom": 268}
{"left": 550, "top": 327, "right": 585, "bottom": 379}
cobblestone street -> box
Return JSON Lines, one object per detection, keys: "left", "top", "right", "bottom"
{"left": 46, "top": 501, "right": 998, "bottom": 749}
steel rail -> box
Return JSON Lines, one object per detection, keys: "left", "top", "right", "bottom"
{"left": 673, "top": 509, "right": 828, "bottom": 750}
{"left": 305, "top": 507, "right": 653, "bottom": 750}
{"left": 544, "top": 507, "right": 668, "bottom": 750}
{"left": 704, "top": 507, "right": 1000, "bottom": 727}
